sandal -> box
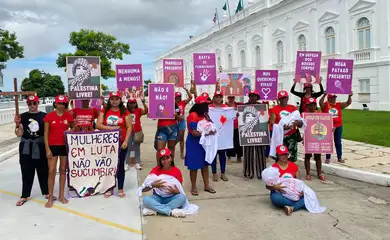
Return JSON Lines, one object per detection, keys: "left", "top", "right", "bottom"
{"left": 325, "top": 159, "right": 331, "bottom": 164}
{"left": 191, "top": 189, "right": 199, "bottom": 196}
{"left": 338, "top": 158, "right": 345, "bottom": 163}
{"left": 284, "top": 206, "right": 293, "bottom": 216}
{"left": 212, "top": 174, "right": 219, "bottom": 182}
{"left": 204, "top": 188, "right": 216, "bottom": 194}
{"left": 117, "top": 192, "right": 126, "bottom": 198}
{"left": 220, "top": 175, "right": 229, "bottom": 181}
{"left": 45, "top": 195, "right": 57, "bottom": 201}
{"left": 104, "top": 191, "right": 113, "bottom": 198}
{"left": 306, "top": 175, "right": 312, "bottom": 181}
{"left": 318, "top": 175, "right": 326, "bottom": 182}
{"left": 58, "top": 197, "right": 69, "bottom": 204}
{"left": 45, "top": 200, "right": 54, "bottom": 208}
{"left": 16, "top": 198, "right": 27, "bottom": 207}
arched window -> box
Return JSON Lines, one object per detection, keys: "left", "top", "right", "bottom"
{"left": 357, "top": 17, "right": 371, "bottom": 49}
{"left": 240, "top": 50, "right": 246, "bottom": 68}
{"left": 325, "top": 27, "right": 336, "bottom": 55}
{"left": 228, "top": 53, "right": 233, "bottom": 69}
{"left": 298, "top": 34, "right": 307, "bottom": 51}
{"left": 277, "top": 41, "right": 284, "bottom": 63}
{"left": 255, "top": 46, "right": 261, "bottom": 67}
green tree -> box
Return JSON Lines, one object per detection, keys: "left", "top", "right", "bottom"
{"left": 56, "top": 29, "right": 130, "bottom": 79}
{"left": 101, "top": 83, "right": 108, "bottom": 91}
{"left": 21, "top": 69, "right": 65, "bottom": 97}
{"left": 143, "top": 79, "right": 152, "bottom": 97}
{"left": 0, "top": 29, "right": 24, "bottom": 70}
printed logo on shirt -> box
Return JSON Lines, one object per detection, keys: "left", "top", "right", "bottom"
{"left": 329, "top": 108, "right": 339, "bottom": 118}
{"left": 281, "top": 173, "right": 294, "bottom": 178}
{"left": 64, "top": 120, "right": 68, "bottom": 124}
{"left": 130, "top": 113, "right": 136, "bottom": 124}
{"left": 107, "top": 115, "right": 120, "bottom": 126}
{"left": 279, "top": 110, "right": 291, "bottom": 118}
{"left": 28, "top": 119, "right": 39, "bottom": 136}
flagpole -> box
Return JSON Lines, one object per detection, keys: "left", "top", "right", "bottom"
{"left": 226, "top": 0, "right": 233, "bottom": 24}
{"left": 242, "top": 0, "right": 246, "bottom": 17}
{"left": 216, "top": 8, "right": 221, "bottom": 30}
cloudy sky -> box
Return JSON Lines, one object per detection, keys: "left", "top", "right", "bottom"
{"left": 0, "top": 0, "right": 242, "bottom": 91}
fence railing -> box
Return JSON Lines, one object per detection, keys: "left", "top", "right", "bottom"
{"left": 0, "top": 104, "right": 50, "bottom": 125}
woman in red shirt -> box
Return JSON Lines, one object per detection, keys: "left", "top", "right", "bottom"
{"left": 267, "top": 145, "right": 305, "bottom": 216}
{"left": 96, "top": 91, "right": 132, "bottom": 198}
{"left": 44, "top": 95, "right": 74, "bottom": 208}
{"left": 319, "top": 91, "right": 353, "bottom": 163}
{"left": 70, "top": 96, "right": 105, "bottom": 132}
{"left": 290, "top": 78, "right": 324, "bottom": 113}
{"left": 125, "top": 98, "right": 148, "bottom": 170}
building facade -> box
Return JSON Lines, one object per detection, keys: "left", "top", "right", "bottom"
{"left": 154, "top": 0, "right": 390, "bottom": 110}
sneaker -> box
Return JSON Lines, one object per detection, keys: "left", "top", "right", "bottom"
{"left": 135, "top": 163, "right": 142, "bottom": 170}
{"left": 142, "top": 208, "right": 157, "bottom": 216}
{"left": 171, "top": 209, "right": 186, "bottom": 218}
{"left": 124, "top": 165, "right": 130, "bottom": 171}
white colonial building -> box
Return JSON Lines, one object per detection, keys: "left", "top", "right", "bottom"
{"left": 155, "top": 0, "right": 390, "bottom": 110}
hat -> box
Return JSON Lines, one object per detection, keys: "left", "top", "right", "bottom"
{"left": 276, "top": 145, "right": 289, "bottom": 155}
{"left": 304, "top": 83, "right": 313, "bottom": 89}
{"left": 201, "top": 92, "right": 209, "bottom": 99}
{"left": 327, "top": 93, "right": 337, "bottom": 98}
{"left": 158, "top": 148, "right": 171, "bottom": 159}
{"left": 248, "top": 89, "right": 260, "bottom": 97}
{"left": 195, "top": 96, "right": 211, "bottom": 104}
{"left": 55, "top": 95, "right": 68, "bottom": 103}
{"left": 175, "top": 92, "right": 182, "bottom": 97}
{"left": 277, "top": 90, "right": 289, "bottom": 99}
{"left": 305, "top": 97, "right": 317, "bottom": 104}
{"left": 109, "top": 91, "right": 122, "bottom": 98}
{"left": 128, "top": 98, "right": 137, "bottom": 103}
{"left": 26, "top": 95, "right": 39, "bottom": 103}
{"left": 213, "top": 91, "right": 223, "bottom": 97}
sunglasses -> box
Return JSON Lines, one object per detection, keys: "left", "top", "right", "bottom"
{"left": 28, "top": 102, "right": 37, "bottom": 106}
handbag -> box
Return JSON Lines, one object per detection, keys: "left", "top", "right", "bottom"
{"left": 133, "top": 131, "right": 144, "bottom": 144}
{"left": 296, "top": 128, "right": 303, "bottom": 143}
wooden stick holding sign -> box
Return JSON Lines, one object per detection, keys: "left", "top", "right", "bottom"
{"left": 0, "top": 78, "right": 36, "bottom": 115}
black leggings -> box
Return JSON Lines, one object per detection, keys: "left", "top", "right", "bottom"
{"left": 117, "top": 147, "right": 127, "bottom": 190}
{"left": 19, "top": 143, "right": 48, "bottom": 198}
{"left": 227, "top": 128, "right": 243, "bottom": 158}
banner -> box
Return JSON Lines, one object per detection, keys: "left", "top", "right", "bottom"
{"left": 193, "top": 53, "right": 217, "bottom": 85}
{"left": 67, "top": 56, "right": 101, "bottom": 99}
{"left": 208, "top": 107, "right": 236, "bottom": 150}
{"left": 116, "top": 64, "right": 144, "bottom": 99}
{"left": 255, "top": 70, "right": 278, "bottom": 100}
{"left": 163, "top": 59, "right": 184, "bottom": 87}
{"left": 74, "top": 99, "right": 102, "bottom": 110}
{"left": 295, "top": 51, "right": 322, "bottom": 84}
{"left": 148, "top": 83, "right": 175, "bottom": 119}
{"left": 326, "top": 59, "right": 354, "bottom": 94}
{"left": 238, "top": 104, "right": 270, "bottom": 146}
{"left": 303, "top": 113, "right": 333, "bottom": 154}
{"left": 219, "top": 73, "right": 252, "bottom": 96}
{"left": 66, "top": 130, "right": 120, "bottom": 197}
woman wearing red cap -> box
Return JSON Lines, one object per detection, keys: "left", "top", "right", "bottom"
{"left": 142, "top": 148, "right": 187, "bottom": 218}
{"left": 226, "top": 96, "right": 243, "bottom": 164}
{"left": 209, "top": 91, "right": 229, "bottom": 182}
{"left": 175, "top": 87, "right": 193, "bottom": 159}
{"left": 14, "top": 95, "right": 52, "bottom": 206}
{"left": 96, "top": 91, "right": 132, "bottom": 198}
{"left": 290, "top": 78, "right": 324, "bottom": 113}
{"left": 69, "top": 96, "right": 105, "bottom": 132}
{"left": 243, "top": 90, "right": 268, "bottom": 180}
{"left": 185, "top": 95, "right": 216, "bottom": 195}
{"left": 319, "top": 91, "right": 353, "bottom": 164}
{"left": 267, "top": 145, "right": 304, "bottom": 216}
{"left": 270, "top": 90, "right": 303, "bottom": 162}
{"left": 125, "top": 97, "right": 148, "bottom": 170}
{"left": 44, "top": 94, "right": 74, "bottom": 208}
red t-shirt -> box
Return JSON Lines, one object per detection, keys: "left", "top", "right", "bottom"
{"left": 270, "top": 105, "right": 298, "bottom": 136}
{"left": 177, "top": 100, "right": 187, "bottom": 116}
{"left": 322, "top": 102, "right": 342, "bottom": 128}
{"left": 71, "top": 108, "right": 99, "bottom": 127}
{"left": 157, "top": 119, "right": 178, "bottom": 127}
{"left": 130, "top": 108, "right": 143, "bottom": 132}
{"left": 272, "top": 162, "right": 299, "bottom": 178}
{"left": 44, "top": 111, "right": 74, "bottom": 146}
{"left": 150, "top": 166, "right": 183, "bottom": 184}
{"left": 102, "top": 108, "right": 130, "bottom": 142}
{"left": 301, "top": 96, "right": 310, "bottom": 113}
{"left": 186, "top": 112, "right": 204, "bottom": 134}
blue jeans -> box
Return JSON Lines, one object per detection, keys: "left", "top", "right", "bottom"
{"left": 270, "top": 191, "right": 306, "bottom": 212}
{"left": 212, "top": 150, "right": 227, "bottom": 174}
{"left": 326, "top": 126, "right": 343, "bottom": 160}
{"left": 156, "top": 125, "right": 178, "bottom": 142}
{"left": 143, "top": 193, "right": 186, "bottom": 216}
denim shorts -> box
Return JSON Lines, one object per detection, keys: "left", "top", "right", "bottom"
{"left": 156, "top": 124, "right": 178, "bottom": 142}
{"left": 178, "top": 119, "right": 186, "bottom": 131}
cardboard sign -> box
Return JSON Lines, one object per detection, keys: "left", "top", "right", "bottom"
{"left": 238, "top": 104, "right": 270, "bottom": 146}
{"left": 303, "top": 113, "right": 334, "bottom": 154}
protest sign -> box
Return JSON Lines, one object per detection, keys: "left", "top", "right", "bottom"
{"left": 303, "top": 113, "right": 333, "bottom": 154}
{"left": 238, "top": 104, "right": 270, "bottom": 146}
{"left": 66, "top": 130, "right": 120, "bottom": 197}
{"left": 208, "top": 107, "right": 236, "bottom": 150}
{"left": 67, "top": 56, "right": 101, "bottom": 99}
{"left": 163, "top": 59, "right": 184, "bottom": 87}
{"left": 255, "top": 70, "right": 278, "bottom": 100}
{"left": 326, "top": 59, "right": 354, "bottom": 94}
{"left": 295, "top": 51, "right": 322, "bottom": 84}
{"left": 219, "top": 73, "right": 252, "bottom": 96}
{"left": 116, "top": 64, "right": 144, "bottom": 98}
{"left": 74, "top": 99, "right": 102, "bottom": 110}
{"left": 148, "top": 83, "right": 175, "bottom": 119}
{"left": 193, "top": 53, "right": 217, "bottom": 85}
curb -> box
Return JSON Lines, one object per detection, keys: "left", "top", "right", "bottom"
{"left": 296, "top": 158, "right": 390, "bottom": 187}
{"left": 0, "top": 144, "right": 19, "bottom": 163}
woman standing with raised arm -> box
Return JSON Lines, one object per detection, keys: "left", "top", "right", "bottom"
{"left": 290, "top": 78, "right": 324, "bottom": 113}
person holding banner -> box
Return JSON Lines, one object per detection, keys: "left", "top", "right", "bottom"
{"left": 319, "top": 91, "right": 353, "bottom": 164}
{"left": 185, "top": 95, "right": 216, "bottom": 195}
{"left": 175, "top": 87, "right": 193, "bottom": 159}
{"left": 44, "top": 95, "right": 74, "bottom": 208}
{"left": 70, "top": 97, "right": 105, "bottom": 132}
{"left": 96, "top": 91, "right": 132, "bottom": 198}
{"left": 226, "top": 96, "right": 243, "bottom": 164}
{"left": 125, "top": 98, "right": 148, "bottom": 170}
{"left": 290, "top": 78, "right": 324, "bottom": 113}
{"left": 14, "top": 95, "right": 53, "bottom": 206}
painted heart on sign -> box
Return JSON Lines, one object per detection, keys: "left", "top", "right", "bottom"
{"left": 261, "top": 88, "right": 271, "bottom": 95}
